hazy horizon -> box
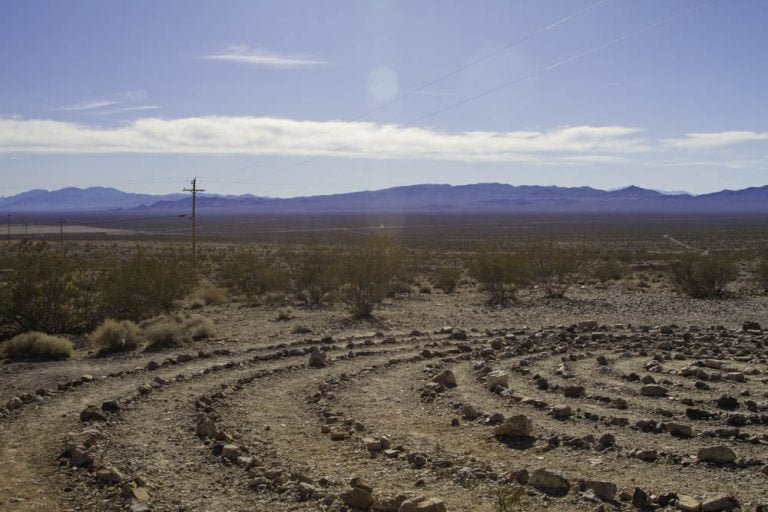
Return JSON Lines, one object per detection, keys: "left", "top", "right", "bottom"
{"left": 2, "top": 0, "right": 767, "bottom": 196}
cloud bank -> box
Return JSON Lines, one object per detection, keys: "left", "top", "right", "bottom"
{"left": 0, "top": 116, "right": 765, "bottom": 167}
{"left": 0, "top": 116, "right": 648, "bottom": 162}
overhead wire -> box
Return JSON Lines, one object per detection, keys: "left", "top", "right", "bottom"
{"left": 227, "top": 0, "right": 718, "bottom": 186}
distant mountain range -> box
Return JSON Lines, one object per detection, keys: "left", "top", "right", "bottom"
{"left": 2, "top": 184, "right": 768, "bottom": 214}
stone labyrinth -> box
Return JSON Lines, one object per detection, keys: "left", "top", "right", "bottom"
{"left": 2, "top": 321, "right": 768, "bottom": 511}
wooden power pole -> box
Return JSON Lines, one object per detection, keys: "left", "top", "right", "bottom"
{"left": 183, "top": 178, "right": 205, "bottom": 264}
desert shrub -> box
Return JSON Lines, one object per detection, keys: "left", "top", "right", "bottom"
{"left": 670, "top": 252, "right": 738, "bottom": 298}
{"left": 467, "top": 244, "right": 529, "bottom": 304}
{"left": 189, "top": 286, "right": 229, "bottom": 305}
{"left": 339, "top": 235, "right": 404, "bottom": 317}
{"left": 219, "top": 253, "right": 287, "bottom": 299}
{"left": 494, "top": 486, "right": 526, "bottom": 512}
{"left": 2, "top": 331, "right": 74, "bottom": 361}
{"left": 432, "top": 267, "right": 462, "bottom": 294}
{"left": 0, "top": 240, "right": 98, "bottom": 334}
{"left": 286, "top": 243, "right": 339, "bottom": 305}
{"left": 141, "top": 314, "right": 214, "bottom": 350}
{"left": 182, "top": 314, "right": 215, "bottom": 339}
{"left": 527, "top": 243, "right": 583, "bottom": 298}
{"left": 593, "top": 258, "right": 627, "bottom": 282}
{"left": 275, "top": 307, "right": 295, "bottom": 321}
{"left": 98, "top": 254, "right": 196, "bottom": 322}
{"left": 756, "top": 252, "right": 768, "bottom": 292}
{"left": 90, "top": 319, "right": 142, "bottom": 354}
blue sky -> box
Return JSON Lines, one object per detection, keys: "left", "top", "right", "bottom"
{"left": 1, "top": 0, "right": 766, "bottom": 197}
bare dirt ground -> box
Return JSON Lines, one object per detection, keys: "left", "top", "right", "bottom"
{"left": 2, "top": 213, "right": 768, "bottom": 512}
{"left": 2, "top": 281, "right": 767, "bottom": 512}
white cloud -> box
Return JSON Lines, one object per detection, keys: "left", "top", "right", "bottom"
{"left": 202, "top": 45, "right": 326, "bottom": 68}
{"left": 0, "top": 116, "right": 648, "bottom": 162}
{"left": 662, "top": 131, "right": 768, "bottom": 149}
{"left": 57, "top": 100, "right": 121, "bottom": 112}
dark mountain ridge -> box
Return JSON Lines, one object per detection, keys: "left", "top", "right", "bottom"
{"left": 2, "top": 183, "right": 768, "bottom": 214}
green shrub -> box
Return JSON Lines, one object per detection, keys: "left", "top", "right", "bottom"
{"left": 467, "top": 244, "right": 529, "bottom": 304}
{"left": 527, "top": 243, "right": 582, "bottom": 298}
{"left": 339, "top": 235, "right": 404, "bottom": 317}
{"left": 219, "top": 253, "right": 287, "bottom": 299}
{"left": 90, "top": 319, "right": 142, "bottom": 354}
{"left": 670, "top": 252, "right": 738, "bottom": 298}
{"left": 0, "top": 241, "right": 98, "bottom": 334}
{"left": 593, "top": 258, "right": 627, "bottom": 282}
{"left": 432, "top": 267, "right": 462, "bottom": 294}
{"left": 756, "top": 252, "right": 768, "bottom": 292}
{"left": 286, "top": 243, "right": 339, "bottom": 305}
{"left": 99, "top": 254, "right": 196, "bottom": 322}
{"left": 2, "top": 331, "right": 74, "bottom": 361}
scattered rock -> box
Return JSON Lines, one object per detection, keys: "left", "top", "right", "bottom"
{"left": 529, "top": 468, "right": 569, "bottom": 493}
{"left": 432, "top": 369, "right": 457, "bottom": 388}
{"left": 80, "top": 405, "right": 108, "bottom": 423}
{"left": 398, "top": 496, "right": 447, "bottom": 512}
{"left": 493, "top": 415, "right": 532, "bottom": 438}
{"left": 640, "top": 385, "right": 668, "bottom": 397}
{"left": 697, "top": 445, "right": 736, "bottom": 464}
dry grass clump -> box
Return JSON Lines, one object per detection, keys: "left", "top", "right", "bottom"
{"left": 275, "top": 307, "right": 295, "bottom": 321}
{"left": 90, "top": 319, "right": 142, "bottom": 355}
{"left": 189, "top": 286, "right": 229, "bottom": 306}
{"left": 2, "top": 332, "right": 74, "bottom": 361}
{"left": 141, "top": 314, "right": 215, "bottom": 350}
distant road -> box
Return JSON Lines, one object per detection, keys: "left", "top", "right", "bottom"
{"left": 662, "top": 233, "right": 698, "bottom": 251}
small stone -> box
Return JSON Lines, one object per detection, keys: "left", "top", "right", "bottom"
{"left": 80, "top": 405, "right": 108, "bottom": 422}
{"left": 493, "top": 415, "right": 532, "bottom": 438}
{"left": 551, "top": 405, "right": 572, "bottom": 420}
{"left": 308, "top": 349, "right": 327, "bottom": 368}
{"left": 220, "top": 444, "right": 240, "bottom": 460}
{"left": 486, "top": 370, "right": 509, "bottom": 390}
{"left": 667, "top": 422, "right": 694, "bottom": 438}
{"left": 95, "top": 466, "right": 124, "bottom": 483}
{"left": 101, "top": 400, "right": 120, "bottom": 413}
{"left": 340, "top": 487, "right": 374, "bottom": 509}
{"left": 640, "top": 385, "right": 668, "bottom": 397}
{"left": 432, "top": 369, "right": 457, "bottom": 388}
{"left": 398, "top": 496, "right": 447, "bottom": 512}
{"left": 701, "top": 494, "right": 739, "bottom": 512}
{"left": 676, "top": 494, "right": 702, "bottom": 512}
{"left": 697, "top": 446, "right": 736, "bottom": 464}
{"left": 563, "top": 385, "right": 585, "bottom": 398}
{"left": 196, "top": 418, "right": 216, "bottom": 438}
{"left": 528, "top": 468, "right": 569, "bottom": 493}
{"left": 585, "top": 480, "right": 616, "bottom": 502}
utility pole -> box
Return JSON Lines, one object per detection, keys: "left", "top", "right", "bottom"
{"left": 183, "top": 178, "right": 205, "bottom": 265}
{"left": 6, "top": 213, "right": 10, "bottom": 242}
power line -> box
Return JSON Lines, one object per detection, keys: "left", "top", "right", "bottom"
{"left": 229, "top": 0, "right": 718, "bottom": 186}
{"left": 209, "top": 0, "right": 612, "bottom": 184}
